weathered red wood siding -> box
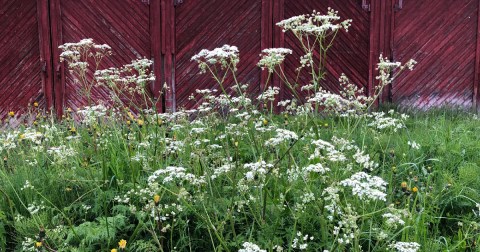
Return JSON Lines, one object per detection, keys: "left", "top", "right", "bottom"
{"left": 0, "top": 0, "right": 46, "bottom": 119}
{"left": 392, "top": 0, "right": 479, "bottom": 109}
{"left": 3, "top": 0, "right": 480, "bottom": 115}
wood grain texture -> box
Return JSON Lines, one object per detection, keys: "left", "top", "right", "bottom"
{"left": 174, "top": 0, "right": 263, "bottom": 110}
{"left": 392, "top": 0, "right": 478, "bottom": 109}
{"left": 0, "top": 0, "right": 44, "bottom": 119}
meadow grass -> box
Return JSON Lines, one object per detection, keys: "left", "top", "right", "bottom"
{"left": 0, "top": 107, "right": 479, "bottom": 251}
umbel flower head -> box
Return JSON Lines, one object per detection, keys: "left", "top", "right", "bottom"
{"left": 276, "top": 8, "right": 352, "bottom": 36}
{"left": 258, "top": 48, "right": 292, "bottom": 72}
{"left": 191, "top": 44, "right": 240, "bottom": 73}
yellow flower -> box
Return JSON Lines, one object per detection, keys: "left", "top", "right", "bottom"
{"left": 154, "top": 194, "right": 160, "bottom": 204}
{"left": 118, "top": 239, "right": 127, "bottom": 249}
{"left": 401, "top": 181, "right": 407, "bottom": 188}
{"left": 8, "top": 111, "right": 15, "bottom": 117}
{"left": 67, "top": 107, "right": 72, "bottom": 113}
{"left": 126, "top": 120, "right": 131, "bottom": 126}
{"left": 234, "top": 141, "right": 238, "bottom": 147}
{"left": 137, "top": 119, "right": 144, "bottom": 127}
{"left": 35, "top": 241, "right": 42, "bottom": 247}
{"left": 19, "top": 134, "right": 25, "bottom": 140}
{"left": 158, "top": 119, "right": 163, "bottom": 125}
{"left": 70, "top": 126, "right": 76, "bottom": 133}
{"left": 412, "top": 187, "right": 418, "bottom": 193}
{"left": 111, "top": 249, "right": 118, "bottom": 252}
{"left": 33, "top": 102, "right": 39, "bottom": 107}
{"left": 33, "top": 120, "right": 38, "bottom": 126}
{"left": 263, "top": 119, "right": 268, "bottom": 126}
{"left": 324, "top": 123, "right": 328, "bottom": 127}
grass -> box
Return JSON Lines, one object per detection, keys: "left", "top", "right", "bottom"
{"left": 0, "top": 106, "right": 479, "bottom": 251}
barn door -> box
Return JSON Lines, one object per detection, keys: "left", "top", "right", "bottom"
{"left": 173, "top": 0, "right": 265, "bottom": 110}
{"left": 392, "top": 0, "right": 479, "bottom": 109}
{"left": 50, "top": 0, "right": 162, "bottom": 115}
{"left": 0, "top": 0, "right": 51, "bottom": 119}
{"left": 280, "top": 0, "right": 371, "bottom": 100}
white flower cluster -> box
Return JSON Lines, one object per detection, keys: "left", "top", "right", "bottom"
{"left": 382, "top": 205, "right": 409, "bottom": 229}
{"left": 95, "top": 58, "right": 155, "bottom": 94}
{"left": 309, "top": 139, "right": 346, "bottom": 162}
{"left": 59, "top": 38, "right": 112, "bottom": 68}
{"left": 77, "top": 104, "right": 108, "bottom": 126}
{"left": 407, "top": 141, "right": 420, "bottom": 150}
{"left": 376, "top": 55, "right": 417, "bottom": 85}
{"left": 238, "top": 242, "right": 266, "bottom": 252}
{"left": 148, "top": 166, "right": 205, "bottom": 185}
{"left": 265, "top": 128, "right": 298, "bottom": 147}
{"left": 243, "top": 161, "right": 273, "bottom": 181}
{"left": 277, "top": 8, "right": 352, "bottom": 36}
{"left": 257, "top": 86, "right": 280, "bottom": 102}
{"left": 257, "top": 48, "right": 292, "bottom": 72}
{"left": 388, "top": 242, "right": 421, "bottom": 252}
{"left": 353, "top": 149, "right": 378, "bottom": 171}
{"left": 340, "top": 172, "right": 387, "bottom": 201}
{"left": 367, "top": 111, "right": 407, "bottom": 132}
{"left": 191, "top": 44, "right": 240, "bottom": 73}
{"left": 291, "top": 231, "right": 313, "bottom": 250}
{"left": 47, "top": 145, "right": 77, "bottom": 164}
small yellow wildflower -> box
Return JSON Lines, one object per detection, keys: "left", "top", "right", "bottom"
{"left": 35, "top": 241, "right": 42, "bottom": 247}
{"left": 33, "top": 120, "right": 38, "bottom": 126}
{"left": 324, "top": 123, "right": 328, "bottom": 127}
{"left": 111, "top": 249, "right": 118, "bottom": 252}
{"left": 154, "top": 194, "right": 160, "bottom": 204}
{"left": 19, "top": 134, "right": 25, "bottom": 140}
{"left": 263, "top": 119, "right": 268, "bottom": 126}
{"left": 137, "top": 119, "right": 144, "bottom": 127}
{"left": 158, "top": 119, "right": 163, "bottom": 125}
{"left": 401, "top": 181, "right": 407, "bottom": 188}
{"left": 118, "top": 239, "right": 127, "bottom": 249}
{"left": 8, "top": 111, "right": 14, "bottom": 117}
{"left": 67, "top": 107, "right": 72, "bottom": 113}
{"left": 126, "top": 120, "right": 131, "bottom": 126}
{"left": 412, "top": 187, "right": 418, "bottom": 193}
{"left": 33, "top": 102, "right": 39, "bottom": 107}
{"left": 70, "top": 126, "right": 76, "bottom": 134}
{"left": 234, "top": 141, "right": 238, "bottom": 147}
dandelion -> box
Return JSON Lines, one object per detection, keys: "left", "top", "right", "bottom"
{"left": 35, "top": 241, "right": 42, "bottom": 248}
{"left": 33, "top": 102, "right": 39, "bottom": 107}
{"left": 412, "top": 187, "right": 418, "bottom": 193}
{"left": 118, "top": 239, "right": 127, "bottom": 249}
{"left": 8, "top": 111, "right": 14, "bottom": 117}
{"left": 111, "top": 249, "right": 118, "bottom": 252}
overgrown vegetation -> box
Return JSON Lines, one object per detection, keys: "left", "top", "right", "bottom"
{"left": 0, "top": 8, "right": 479, "bottom": 252}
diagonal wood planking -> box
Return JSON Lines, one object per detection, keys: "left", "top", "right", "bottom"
{"left": 281, "top": 0, "right": 370, "bottom": 101}
{"left": 0, "top": 0, "right": 44, "bottom": 119}
{"left": 392, "top": 0, "right": 478, "bottom": 109}
{"left": 57, "top": 0, "right": 152, "bottom": 111}
{"left": 174, "top": 0, "right": 263, "bottom": 110}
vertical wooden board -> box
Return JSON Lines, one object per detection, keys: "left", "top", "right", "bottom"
{"left": 0, "top": 0, "right": 44, "bottom": 119}
{"left": 57, "top": 0, "right": 153, "bottom": 111}
{"left": 392, "top": 0, "right": 478, "bottom": 109}
{"left": 174, "top": 0, "right": 263, "bottom": 110}
{"left": 281, "top": 0, "right": 370, "bottom": 101}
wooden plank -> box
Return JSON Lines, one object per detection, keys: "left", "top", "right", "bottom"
{"left": 260, "top": 0, "right": 273, "bottom": 91}
{"left": 150, "top": 0, "right": 163, "bottom": 112}
{"left": 36, "top": 0, "right": 54, "bottom": 110}
{"left": 49, "top": 0, "right": 65, "bottom": 117}
{"left": 474, "top": 0, "right": 480, "bottom": 110}
{"left": 162, "top": 0, "right": 175, "bottom": 111}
